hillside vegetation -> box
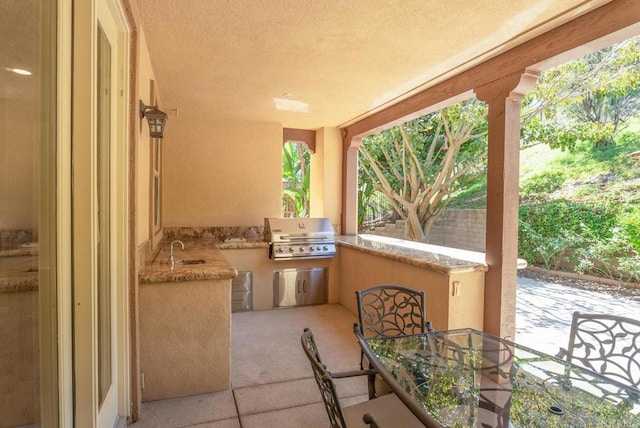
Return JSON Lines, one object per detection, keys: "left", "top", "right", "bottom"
{"left": 451, "top": 121, "right": 640, "bottom": 282}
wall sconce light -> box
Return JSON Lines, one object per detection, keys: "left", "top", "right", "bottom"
{"left": 139, "top": 100, "right": 168, "bottom": 138}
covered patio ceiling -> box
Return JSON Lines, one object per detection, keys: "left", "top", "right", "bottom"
{"left": 138, "top": 0, "right": 612, "bottom": 130}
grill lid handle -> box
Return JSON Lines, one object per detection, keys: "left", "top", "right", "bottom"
{"left": 279, "top": 234, "right": 331, "bottom": 240}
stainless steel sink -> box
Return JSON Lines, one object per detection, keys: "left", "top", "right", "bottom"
{"left": 177, "top": 259, "right": 206, "bottom": 265}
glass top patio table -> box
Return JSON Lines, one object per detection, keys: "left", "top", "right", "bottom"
{"left": 355, "top": 327, "right": 640, "bottom": 427}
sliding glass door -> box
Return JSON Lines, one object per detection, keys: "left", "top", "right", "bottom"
{"left": 0, "top": 1, "right": 59, "bottom": 426}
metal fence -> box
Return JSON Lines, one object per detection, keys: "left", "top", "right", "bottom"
{"left": 361, "top": 191, "right": 396, "bottom": 228}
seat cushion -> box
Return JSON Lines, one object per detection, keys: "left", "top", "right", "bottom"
{"left": 342, "top": 392, "right": 424, "bottom": 427}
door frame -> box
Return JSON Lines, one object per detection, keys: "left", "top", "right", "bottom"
{"left": 70, "top": 0, "right": 131, "bottom": 425}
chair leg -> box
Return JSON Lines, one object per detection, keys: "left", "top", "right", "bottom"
{"left": 367, "top": 370, "right": 377, "bottom": 400}
{"left": 426, "top": 320, "right": 435, "bottom": 333}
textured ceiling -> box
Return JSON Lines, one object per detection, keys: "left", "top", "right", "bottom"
{"left": 0, "top": 1, "right": 612, "bottom": 127}
{"left": 139, "top": 0, "right": 613, "bottom": 130}
{"left": 0, "top": 1, "right": 40, "bottom": 102}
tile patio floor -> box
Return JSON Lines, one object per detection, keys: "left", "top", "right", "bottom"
{"left": 132, "top": 304, "right": 368, "bottom": 428}
{"left": 132, "top": 277, "right": 640, "bottom": 427}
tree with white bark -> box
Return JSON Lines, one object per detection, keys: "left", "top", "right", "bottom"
{"left": 359, "top": 98, "right": 488, "bottom": 241}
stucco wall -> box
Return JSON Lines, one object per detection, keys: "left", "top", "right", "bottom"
{"left": 0, "top": 98, "right": 37, "bottom": 232}
{"left": 162, "top": 117, "right": 283, "bottom": 227}
{"left": 0, "top": 290, "right": 39, "bottom": 425}
{"left": 136, "top": 31, "right": 158, "bottom": 247}
{"left": 129, "top": 10, "right": 345, "bottom": 234}
{"left": 312, "top": 127, "right": 343, "bottom": 228}
{"left": 161, "top": 114, "right": 343, "bottom": 228}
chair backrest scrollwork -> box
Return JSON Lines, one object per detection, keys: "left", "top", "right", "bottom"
{"left": 560, "top": 311, "right": 640, "bottom": 391}
{"left": 356, "top": 285, "right": 431, "bottom": 340}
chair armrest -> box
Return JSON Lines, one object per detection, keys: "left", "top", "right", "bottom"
{"left": 329, "top": 368, "right": 376, "bottom": 379}
{"left": 363, "top": 413, "right": 380, "bottom": 428}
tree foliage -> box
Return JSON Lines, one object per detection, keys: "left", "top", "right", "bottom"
{"left": 282, "top": 141, "right": 310, "bottom": 217}
{"left": 359, "top": 98, "right": 487, "bottom": 241}
{"left": 522, "top": 36, "right": 640, "bottom": 150}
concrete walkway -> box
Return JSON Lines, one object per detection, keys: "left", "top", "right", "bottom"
{"left": 515, "top": 275, "right": 640, "bottom": 356}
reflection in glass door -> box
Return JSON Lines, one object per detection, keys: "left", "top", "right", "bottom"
{"left": 0, "top": 0, "right": 58, "bottom": 426}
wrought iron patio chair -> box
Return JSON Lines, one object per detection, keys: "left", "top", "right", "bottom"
{"left": 356, "top": 285, "right": 434, "bottom": 398}
{"left": 300, "top": 328, "right": 423, "bottom": 428}
{"left": 557, "top": 311, "right": 640, "bottom": 391}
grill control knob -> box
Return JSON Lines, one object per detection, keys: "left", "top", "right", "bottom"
{"left": 323, "top": 246, "right": 328, "bottom": 251}
{"left": 309, "top": 247, "right": 315, "bottom": 252}
{"left": 299, "top": 247, "right": 305, "bottom": 252}
{"left": 289, "top": 247, "right": 294, "bottom": 253}
{"left": 277, "top": 248, "right": 284, "bottom": 253}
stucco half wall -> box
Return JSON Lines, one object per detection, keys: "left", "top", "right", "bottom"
{"left": 338, "top": 246, "right": 485, "bottom": 331}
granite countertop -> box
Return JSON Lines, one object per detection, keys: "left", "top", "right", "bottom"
{"left": 138, "top": 238, "right": 268, "bottom": 284}
{"left": 0, "top": 246, "right": 39, "bottom": 257}
{"left": 0, "top": 253, "right": 38, "bottom": 293}
{"left": 215, "top": 238, "right": 269, "bottom": 250}
{"left": 337, "top": 234, "right": 489, "bottom": 274}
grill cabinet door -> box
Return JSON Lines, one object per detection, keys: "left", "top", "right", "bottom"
{"left": 299, "top": 268, "right": 326, "bottom": 305}
{"left": 274, "top": 268, "right": 327, "bottom": 308}
{"left": 274, "top": 269, "right": 301, "bottom": 307}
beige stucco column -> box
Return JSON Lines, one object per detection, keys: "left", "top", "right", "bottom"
{"left": 310, "top": 127, "right": 343, "bottom": 226}
{"left": 475, "top": 70, "right": 539, "bottom": 339}
{"left": 341, "top": 136, "right": 362, "bottom": 235}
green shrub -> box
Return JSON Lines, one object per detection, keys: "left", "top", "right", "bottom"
{"left": 519, "top": 200, "right": 615, "bottom": 268}
{"left": 518, "top": 218, "right": 575, "bottom": 269}
{"left": 520, "top": 200, "right": 640, "bottom": 281}
{"left": 572, "top": 227, "right": 640, "bottom": 282}
{"left": 520, "top": 171, "right": 566, "bottom": 197}
{"left": 519, "top": 199, "right": 617, "bottom": 237}
{"left": 618, "top": 209, "right": 640, "bottom": 253}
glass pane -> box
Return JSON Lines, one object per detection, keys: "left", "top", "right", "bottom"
{"left": 0, "top": 0, "right": 58, "bottom": 425}
{"left": 153, "top": 139, "right": 160, "bottom": 171}
{"left": 154, "top": 175, "right": 159, "bottom": 228}
{"left": 97, "top": 26, "right": 112, "bottom": 406}
{"left": 153, "top": 138, "right": 161, "bottom": 231}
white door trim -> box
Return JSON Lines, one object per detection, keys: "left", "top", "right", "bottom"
{"left": 71, "top": 0, "right": 131, "bottom": 426}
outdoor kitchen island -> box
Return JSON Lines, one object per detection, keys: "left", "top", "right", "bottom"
{"left": 137, "top": 239, "right": 255, "bottom": 401}
{"left": 337, "top": 234, "right": 488, "bottom": 331}
{"left": 137, "top": 232, "right": 488, "bottom": 401}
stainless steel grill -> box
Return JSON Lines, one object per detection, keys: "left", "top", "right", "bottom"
{"left": 264, "top": 217, "right": 336, "bottom": 260}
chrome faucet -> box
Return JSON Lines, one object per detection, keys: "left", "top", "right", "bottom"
{"left": 168, "top": 240, "right": 185, "bottom": 269}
